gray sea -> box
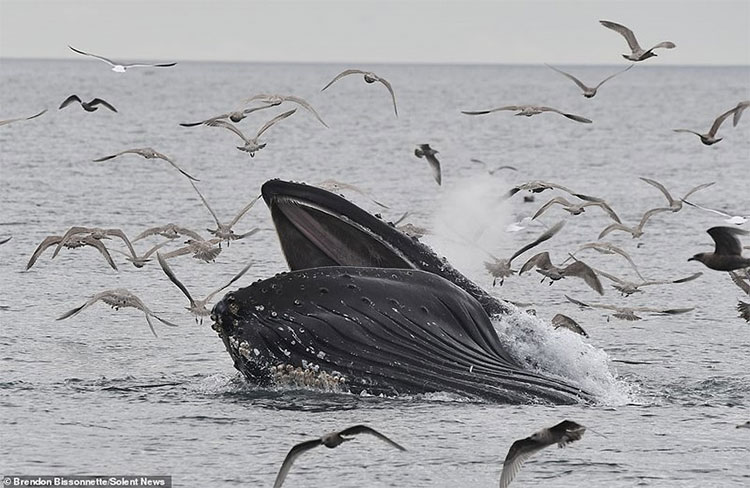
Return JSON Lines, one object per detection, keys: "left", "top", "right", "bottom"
{"left": 1, "top": 59, "right": 749, "bottom": 486}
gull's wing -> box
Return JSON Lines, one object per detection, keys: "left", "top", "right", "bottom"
{"left": 375, "top": 76, "right": 398, "bottom": 117}
{"left": 83, "top": 235, "right": 118, "bottom": 270}
{"left": 59, "top": 95, "right": 82, "bottom": 110}
{"left": 102, "top": 228, "right": 137, "bottom": 260}
{"left": 532, "top": 196, "right": 572, "bottom": 220}
{"left": 424, "top": 153, "right": 442, "bottom": 186}
{"left": 729, "top": 271, "right": 750, "bottom": 295}
{"left": 639, "top": 177, "right": 674, "bottom": 206}
{"left": 509, "top": 221, "right": 565, "bottom": 264}
{"left": 57, "top": 291, "right": 114, "bottom": 320}
{"left": 255, "top": 109, "right": 297, "bottom": 138}
{"left": 162, "top": 157, "right": 199, "bottom": 182}
{"left": 565, "top": 294, "right": 592, "bottom": 308}
{"left": 140, "top": 240, "right": 171, "bottom": 259}
{"left": 638, "top": 206, "right": 671, "bottom": 230}
{"left": 733, "top": 101, "right": 749, "bottom": 126}
{"left": 579, "top": 241, "right": 644, "bottom": 280}
{"left": 594, "top": 63, "right": 634, "bottom": 89}
{"left": 499, "top": 436, "right": 548, "bottom": 488}
{"left": 564, "top": 261, "right": 604, "bottom": 295}
{"left": 27, "top": 235, "right": 63, "bottom": 270}
{"left": 52, "top": 226, "right": 94, "bottom": 258}
{"left": 584, "top": 201, "right": 622, "bottom": 223}
{"left": 681, "top": 200, "right": 732, "bottom": 218}
{"left": 0, "top": 109, "right": 47, "bottom": 126}
{"left": 68, "top": 45, "right": 116, "bottom": 66}
{"left": 229, "top": 195, "right": 261, "bottom": 227}
{"left": 647, "top": 41, "right": 676, "bottom": 52}
{"left": 538, "top": 106, "right": 592, "bottom": 123}
{"left": 122, "top": 62, "right": 177, "bottom": 69}
{"left": 93, "top": 148, "right": 146, "bottom": 162}
{"left": 190, "top": 181, "right": 221, "bottom": 227}
{"left": 320, "top": 69, "right": 365, "bottom": 91}
{"left": 589, "top": 266, "right": 626, "bottom": 285}
{"left": 641, "top": 271, "right": 704, "bottom": 287}
{"left": 633, "top": 306, "right": 695, "bottom": 315}
{"left": 273, "top": 439, "right": 324, "bottom": 488}
{"left": 205, "top": 119, "right": 251, "bottom": 143}
{"left": 281, "top": 95, "right": 327, "bottom": 128}
{"left": 707, "top": 226, "right": 747, "bottom": 256}
{"left": 156, "top": 252, "right": 196, "bottom": 307}
{"left": 708, "top": 106, "right": 739, "bottom": 137}
{"left": 599, "top": 20, "right": 642, "bottom": 53}
{"left": 546, "top": 64, "right": 590, "bottom": 91}
{"left": 520, "top": 251, "right": 553, "bottom": 274}
{"left": 598, "top": 222, "right": 631, "bottom": 239}
{"left": 672, "top": 128, "right": 702, "bottom": 137}
{"left": 205, "top": 261, "right": 254, "bottom": 303}
{"left": 461, "top": 106, "right": 521, "bottom": 115}
{"left": 338, "top": 425, "right": 407, "bottom": 451}
{"left": 160, "top": 245, "right": 193, "bottom": 260}
{"left": 89, "top": 98, "right": 118, "bottom": 112}
{"left": 681, "top": 182, "right": 714, "bottom": 200}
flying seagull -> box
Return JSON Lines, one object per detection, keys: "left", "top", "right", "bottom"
{"left": 688, "top": 227, "right": 750, "bottom": 271}
{"left": 68, "top": 45, "right": 176, "bottom": 72}
{"left": 546, "top": 63, "right": 634, "bottom": 98}
{"left": 243, "top": 93, "right": 327, "bottom": 128}
{"left": 157, "top": 253, "right": 252, "bottom": 323}
{"left": 499, "top": 420, "right": 586, "bottom": 488}
{"left": 639, "top": 178, "right": 715, "bottom": 212}
{"left": 57, "top": 288, "right": 179, "bottom": 337}
{"left": 93, "top": 147, "right": 199, "bottom": 181}
{"left": 321, "top": 69, "right": 398, "bottom": 116}
{"left": 273, "top": 425, "right": 406, "bottom": 488}
{"left": 0, "top": 109, "right": 47, "bottom": 127}
{"left": 599, "top": 20, "right": 676, "bottom": 61}
{"left": 470, "top": 158, "right": 517, "bottom": 174}
{"left": 484, "top": 221, "right": 565, "bottom": 286}
{"left": 132, "top": 223, "right": 204, "bottom": 243}
{"left": 565, "top": 294, "right": 694, "bottom": 321}
{"left": 160, "top": 237, "right": 223, "bottom": 263}
{"left": 27, "top": 234, "right": 118, "bottom": 271}
{"left": 51, "top": 226, "right": 136, "bottom": 265}
{"left": 190, "top": 181, "right": 261, "bottom": 243}
{"left": 551, "top": 314, "right": 588, "bottom": 337}
{"left": 598, "top": 206, "right": 670, "bottom": 239}
{"left": 673, "top": 104, "right": 746, "bottom": 145}
{"left": 532, "top": 196, "right": 621, "bottom": 222}
{"left": 462, "top": 105, "right": 592, "bottom": 123}
{"left": 506, "top": 180, "right": 599, "bottom": 201}
{"left": 179, "top": 104, "right": 275, "bottom": 127}
{"left": 205, "top": 109, "right": 296, "bottom": 157}
{"left": 682, "top": 200, "right": 748, "bottom": 226}
{"left": 520, "top": 252, "right": 604, "bottom": 294}
{"left": 593, "top": 267, "right": 703, "bottom": 296}
{"left": 110, "top": 240, "right": 171, "bottom": 268}
{"left": 571, "top": 242, "right": 645, "bottom": 280}
{"left": 59, "top": 95, "right": 117, "bottom": 112}
{"left": 414, "top": 144, "right": 442, "bottom": 185}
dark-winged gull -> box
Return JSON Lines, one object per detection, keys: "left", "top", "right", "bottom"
{"left": 414, "top": 144, "right": 442, "bottom": 185}
{"left": 688, "top": 227, "right": 750, "bottom": 271}
{"left": 59, "top": 95, "right": 117, "bottom": 112}
{"left": 520, "top": 252, "right": 604, "bottom": 294}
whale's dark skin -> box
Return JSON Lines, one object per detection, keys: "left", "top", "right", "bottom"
{"left": 210, "top": 180, "right": 593, "bottom": 404}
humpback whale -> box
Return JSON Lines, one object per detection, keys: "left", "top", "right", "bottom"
{"left": 210, "top": 180, "right": 593, "bottom": 404}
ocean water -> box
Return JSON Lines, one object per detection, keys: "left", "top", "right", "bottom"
{"left": 1, "top": 59, "right": 749, "bottom": 486}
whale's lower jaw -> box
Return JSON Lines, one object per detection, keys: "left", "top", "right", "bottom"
{"left": 211, "top": 267, "right": 592, "bottom": 405}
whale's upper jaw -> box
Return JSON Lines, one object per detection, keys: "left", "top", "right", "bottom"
{"left": 261, "top": 179, "right": 419, "bottom": 271}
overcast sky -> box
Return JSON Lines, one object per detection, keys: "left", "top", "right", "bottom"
{"left": 1, "top": 0, "right": 748, "bottom": 65}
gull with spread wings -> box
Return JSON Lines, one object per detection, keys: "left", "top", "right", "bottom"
{"left": 68, "top": 45, "right": 176, "bottom": 72}
{"left": 205, "top": 109, "right": 296, "bottom": 157}
{"left": 599, "top": 20, "right": 676, "bottom": 61}
{"left": 243, "top": 93, "right": 327, "bottom": 127}
{"left": 546, "top": 63, "right": 633, "bottom": 98}
{"left": 462, "top": 104, "right": 592, "bottom": 123}
{"left": 190, "top": 181, "right": 261, "bottom": 244}
{"left": 93, "top": 147, "right": 199, "bottom": 181}
{"left": 673, "top": 104, "right": 747, "bottom": 145}
{"left": 321, "top": 69, "right": 398, "bottom": 116}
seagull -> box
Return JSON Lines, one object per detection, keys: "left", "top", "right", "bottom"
{"left": 93, "top": 147, "right": 199, "bottom": 181}
{"left": 243, "top": 93, "right": 327, "bottom": 127}
{"left": 157, "top": 253, "right": 252, "bottom": 323}
{"left": 498, "top": 420, "right": 586, "bottom": 488}
{"left": 506, "top": 181, "right": 599, "bottom": 201}
{"left": 484, "top": 221, "right": 565, "bottom": 286}
{"left": 414, "top": 144, "right": 441, "bottom": 185}
{"left": 110, "top": 240, "right": 171, "bottom": 268}
{"left": 57, "top": 289, "right": 179, "bottom": 337}
{"left": 273, "top": 425, "right": 406, "bottom": 488}
{"left": 51, "top": 227, "right": 136, "bottom": 265}
{"left": 190, "top": 182, "right": 261, "bottom": 244}
{"left": 160, "top": 237, "right": 223, "bottom": 263}
{"left": 732, "top": 100, "right": 750, "bottom": 126}
{"left": 688, "top": 227, "right": 750, "bottom": 271}
{"left": 594, "top": 267, "right": 703, "bottom": 296}
{"left": 546, "top": 63, "right": 634, "bottom": 98}
{"left": 470, "top": 158, "right": 518, "bottom": 174}
{"left": 0, "top": 109, "right": 47, "bottom": 127}
{"left": 673, "top": 104, "right": 746, "bottom": 145}
{"left": 681, "top": 200, "right": 749, "bottom": 225}
{"left": 317, "top": 179, "right": 389, "bottom": 208}
{"left": 462, "top": 105, "right": 592, "bottom": 123}
{"left": 68, "top": 45, "right": 176, "bottom": 73}
{"left": 321, "top": 69, "right": 398, "bottom": 116}
{"left": 520, "top": 252, "right": 604, "bottom": 295}
{"left": 639, "top": 178, "right": 715, "bottom": 212}
{"left": 179, "top": 104, "right": 275, "bottom": 127}
{"left": 551, "top": 314, "right": 588, "bottom": 337}
{"left": 571, "top": 242, "right": 645, "bottom": 280}
{"left": 532, "top": 196, "right": 621, "bottom": 222}
{"left": 599, "top": 20, "right": 676, "bottom": 61}
{"left": 565, "top": 295, "right": 695, "bottom": 321}
{"left": 737, "top": 421, "right": 750, "bottom": 429}
{"left": 205, "top": 109, "right": 296, "bottom": 157}
{"left": 132, "top": 223, "right": 204, "bottom": 242}
{"left": 27, "top": 235, "right": 118, "bottom": 270}
{"left": 59, "top": 95, "right": 117, "bottom": 112}
{"left": 598, "top": 207, "right": 670, "bottom": 239}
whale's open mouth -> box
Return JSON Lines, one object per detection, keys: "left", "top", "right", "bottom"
{"left": 262, "top": 179, "right": 417, "bottom": 271}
